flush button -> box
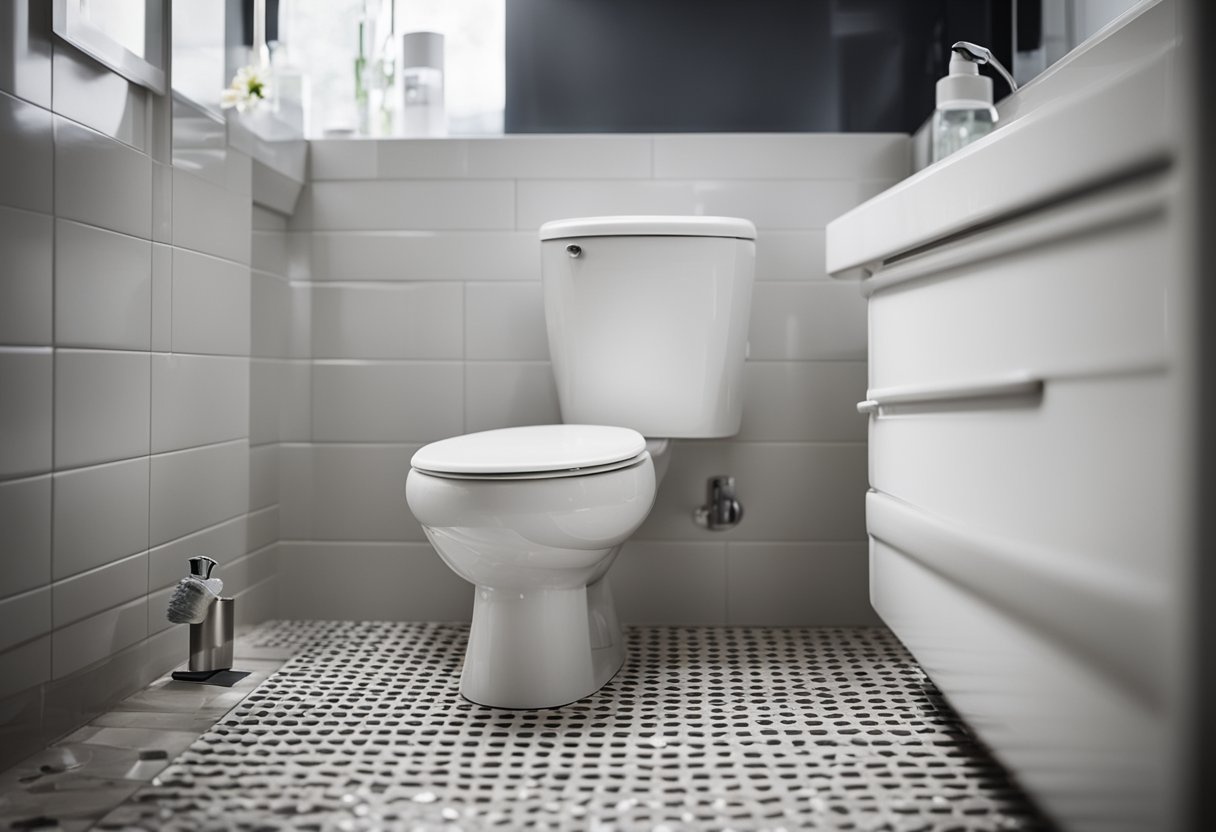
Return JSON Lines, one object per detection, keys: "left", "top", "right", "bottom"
{"left": 566, "top": 244, "right": 582, "bottom": 258}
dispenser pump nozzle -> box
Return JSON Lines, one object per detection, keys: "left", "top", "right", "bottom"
{"left": 949, "top": 41, "right": 1019, "bottom": 93}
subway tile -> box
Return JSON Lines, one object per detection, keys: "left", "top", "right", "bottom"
{"left": 278, "top": 542, "right": 472, "bottom": 621}
{"left": 308, "top": 180, "right": 514, "bottom": 231}
{"left": 252, "top": 204, "right": 288, "bottom": 231}
{"left": 0, "top": 205, "right": 52, "bottom": 345}
{"left": 0, "top": 91, "right": 52, "bottom": 213}
{"left": 653, "top": 134, "right": 910, "bottom": 180}
{"left": 279, "top": 443, "right": 421, "bottom": 542}
{"left": 0, "top": 0, "right": 53, "bottom": 108}
{"left": 251, "top": 271, "right": 290, "bottom": 358}
{"left": 249, "top": 442, "right": 279, "bottom": 511}
{"left": 252, "top": 229, "right": 289, "bottom": 276}
{"left": 726, "top": 542, "right": 880, "bottom": 626}
{"left": 249, "top": 359, "right": 281, "bottom": 446}
{"left": 311, "top": 283, "right": 462, "bottom": 359}
{"left": 52, "top": 456, "right": 149, "bottom": 580}
{"left": 754, "top": 230, "right": 828, "bottom": 281}
{"left": 52, "top": 596, "right": 147, "bottom": 679}
{"left": 171, "top": 248, "right": 251, "bottom": 356}
{"left": 0, "top": 586, "right": 50, "bottom": 652}
{"left": 280, "top": 361, "right": 312, "bottom": 442}
{"left": 225, "top": 148, "right": 252, "bottom": 196}
{"left": 223, "top": 544, "right": 277, "bottom": 597}
{"left": 310, "top": 231, "right": 539, "bottom": 282}
{"left": 147, "top": 513, "right": 251, "bottom": 591}
{"left": 149, "top": 440, "right": 249, "bottom": 546}
{"left": 285, "top": 183, "right": 313, "bottom": 230}
{"left": 144, "top": 622, "right": 187, "bottom": 680}
{"left": 53, "top": 116, "right": 151, "bottom": 238}
{"left": 636, "top": 441, "right": 867, "bottom": 542}
{"left": 466, "top": 135, "right": 651, "bottom": 179}
{"left": 0, "top": 636, "right": 50, "bottom": 703}
{"left": 0, "top": 348, "right": 52, "bottom": 478}
{"left": 610, "top": 541, "right": 726, "bottom": 625}
{"left": 464, "top": 361, "right": 561, "bottom": 433}
{"left": 150, "top": 243, "right": 171, "bottom": 351}
{"left": 375, "top": 140, "right": 469, "bottom": 179}
{"left": 737, "top": 362, "right": 868, "bottom": 442}
{"left": 308, "top": 138, "right": 383, "bottom": 179}
{"left": 248, "top": 505, "right": 279, "bottom": 552}
{"left": 42, "top": 630, "right": 153, "bottom": 739}
{"left": 0, "top": 475, "right": 50, "bottom": 599}
{"left": 312, "top": 362, "right": 463, "bottom": 443}
{"left": 51, "top": 44, "right": 148, "bottom": 150}
{"left": 287, "top": 231, "right": 310, "bottom": 281}
{"left": 288, "top": 281, "right": 311, "bottom": 360}
{"left": 172, "top": 167, "right": 252, "bottom": 264}
{"left": 151, "top": 161, "right": 172, "bottom": 243}
{"left": 465, "top": 283, "right": 549, "bottom": 360}
{"left": 747, "top": 282, "right": 867, "bottom": 361}
{"left": 146, "top": 584, "right": 176, "bottom": 636}
{"left": 171, "top": 98, "right": 228, "bottom": 185}
{"left": 516, "top": 179, "right": 885, "bottom": 230}
{"left": 54, "top": 219, "right": 152, "bottom": 350}
{"left": 52, "top": 550, "right": 147, "bottom": 628}
{"left": 234, "top": 575, "right": 278, "bottom": 627}
{"left": 54, "top": 350, "right": 150, "bottom": 469}
{"left": 151, "top": 354, "right": 249, "bottom": 453}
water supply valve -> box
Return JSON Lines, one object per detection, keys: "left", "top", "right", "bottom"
{"left": 694, "top": 476, "right": 744, "bottom": 531}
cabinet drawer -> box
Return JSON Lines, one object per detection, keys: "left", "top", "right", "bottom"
{"left": 866, "top": 179, "right": 1171, "bottom": 390}
{"left": 869, "top": 532, "right": 1167, "bottom": 832}
{"left": 867, "top": 372, "right": 1176, "bottom": 589}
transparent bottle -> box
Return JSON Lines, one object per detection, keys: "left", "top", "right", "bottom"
{"left": 931, "top": 104, "right": 997, "bottom": 163}
{"left": 930, "top": 42, "right": 1018, "bottom": 164}
{"left": 400, "top": 32, "right": 445, "bottom": 137}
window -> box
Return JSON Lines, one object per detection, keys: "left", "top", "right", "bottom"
{"left": 285, "top": 0, "right": 504, "bottom": 136}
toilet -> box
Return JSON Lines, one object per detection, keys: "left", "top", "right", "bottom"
{"left": 406, "top": 215, "right": 756, "bottom": 709}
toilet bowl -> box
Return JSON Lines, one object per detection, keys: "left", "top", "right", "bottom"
{"left": 406, "top": 424, "right": 657, "bottom": 709}
{"left": 406, "top": 215, "right": 755, "bottom": 709}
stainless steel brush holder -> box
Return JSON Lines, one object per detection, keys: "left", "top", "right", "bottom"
{"left": 189, "top": 596, "right": 234, "bottom": 672}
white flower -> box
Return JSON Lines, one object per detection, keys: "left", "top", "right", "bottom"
{"left": 221, "top": 65, "right": 271, "bottom": 113}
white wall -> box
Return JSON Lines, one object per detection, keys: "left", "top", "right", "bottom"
{"left": 0, "top": 1, "right": 281, "bottom": 769}
{"left": 280, "top": 133, "right": 909, "bottom": 626}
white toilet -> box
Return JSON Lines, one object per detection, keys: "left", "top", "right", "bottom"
{"left": 406, "top": 215, "right": 755, "bottom": 709}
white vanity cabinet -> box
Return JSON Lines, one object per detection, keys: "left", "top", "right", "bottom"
{"left": 825, "top": 3, "right": 1196, "bottom": 830}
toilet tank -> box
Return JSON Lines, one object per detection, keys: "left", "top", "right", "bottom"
{"left": 540, "top": 216, "right": 756, "bottom": 438}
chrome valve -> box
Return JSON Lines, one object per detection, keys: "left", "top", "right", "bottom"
{"left": 694, "top": 476, "right": 744, "bottom": 531}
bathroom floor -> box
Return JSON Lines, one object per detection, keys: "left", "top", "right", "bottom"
{"left": 1, "top": 622, "right": 1048, "bottom": 831}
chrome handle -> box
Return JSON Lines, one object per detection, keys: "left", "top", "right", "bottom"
{"left": 188, "top": 555, "right": 218, "bottom": 579}
{"left": 694, "top": 476, "right": 744, "bottom": 531}
{"left": 858, "top": 374, "right": 1044, "bottom": 415}
{"left": 566, "top": 244, "right": 582, "bottom": 258}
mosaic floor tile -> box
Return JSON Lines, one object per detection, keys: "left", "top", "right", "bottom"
{"left": 93, "top": 622, "right": 1048, "bottom": 832}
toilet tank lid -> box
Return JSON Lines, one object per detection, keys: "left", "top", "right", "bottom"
{"left": 539, "top": 215, "right": 756, "bottom": 241}
{"left": 411, "top": 425, "right": 647, "bottom": 475}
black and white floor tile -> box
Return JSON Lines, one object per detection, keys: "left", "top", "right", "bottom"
{"left": 85, "top": 621, "right": 1047, "bottom": 832}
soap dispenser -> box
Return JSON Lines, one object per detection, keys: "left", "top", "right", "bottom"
{"left": 931, "top": 41, "right": 1018, "bottom": 164}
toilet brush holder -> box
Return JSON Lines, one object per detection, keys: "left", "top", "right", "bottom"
{"left": 188, "top": 596, "right": 234, "bottom": 672}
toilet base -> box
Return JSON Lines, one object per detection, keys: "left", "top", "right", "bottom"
{"left": 459, "top": 575, "right": 624, "bottom": 709}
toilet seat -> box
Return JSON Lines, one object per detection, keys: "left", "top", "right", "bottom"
{"left": 410, "top": 424, "right": 647, "bottom": 480}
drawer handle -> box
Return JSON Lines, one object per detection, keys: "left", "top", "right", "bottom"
{"left": 857, "top": 375, "right": 1044, "bottom": 415}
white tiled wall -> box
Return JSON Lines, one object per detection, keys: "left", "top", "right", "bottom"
{"left": 1, "top": 2, "right": 907, "bottom": 766}
{"left": 280, "top": 133, "right": 909, "bottom": 628}
{"left": 0, "top": 2, "right": 283, "bottom": 769}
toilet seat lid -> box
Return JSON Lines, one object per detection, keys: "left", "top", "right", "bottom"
{"left": 410, "top": 425, "right": 648, "bottom": 476}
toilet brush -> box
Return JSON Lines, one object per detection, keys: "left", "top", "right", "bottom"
{"left": 166, "top": 556, "right": 224, "bottom": 624}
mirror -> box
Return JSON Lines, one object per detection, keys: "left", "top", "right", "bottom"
{"left": 52, "top": 0, "right": 166, "bottom": 93}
